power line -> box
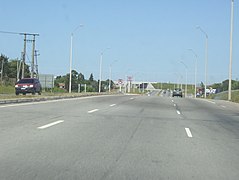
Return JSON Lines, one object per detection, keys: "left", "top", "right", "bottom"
{"left": 0, "top": 30, "right": 20, "bottom": 35}
{"left": 0, "top": 30, "right": 39, "bottom": 36}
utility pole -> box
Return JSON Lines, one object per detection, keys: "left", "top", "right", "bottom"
{"left": 99, "top": 52, "right": 103, "bottom": 93}
{"left": 1, "top": 59, "right": 3, "bottom": 84}
{"left": 22, "top": 34, "right": 27, "bottom": 79}
{"left": 19, "top": 32, "right": 39, "bottom": 79}
{"left": 0, "top": 31, "right": 39, "bottom": 79}
{"left": 17, "top": 57, "right": 22, "bottom": 81}
{"left": 31, "top": 35, "right": 36, "bottom": 78}
{"left": 35, "top": 50, "right": 40, "bottom": 79}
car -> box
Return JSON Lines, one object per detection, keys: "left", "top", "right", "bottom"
{"left": 172, "top": 88, "right": 183, "bottom": 97}
{"left": 15, "top": 78, "right": 42, "bottom": 95}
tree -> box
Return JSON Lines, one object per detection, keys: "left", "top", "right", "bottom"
{"left": 222, "top": 80, "right": 229, "bottom": 91}
{"left": 0, "top": 54, "right": 30, "bottom": 84}
{"left": 78, "top": 73, "right": 85, "bottom": 82}
{"left": 89, "top": 73, "right": 94, "bottom": 81}
{"left": 55, "top": 75, "right": 66, "bottom": 87}
{"left": 232, "top": 80, "right": 239, "bottom": 90}
{"left": 71, "top": 70, "right": 79, "bottom": 92}
{"left": 211, "top": 83, "right": 223, "bottom": 93}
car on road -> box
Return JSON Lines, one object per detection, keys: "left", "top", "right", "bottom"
{"left": 15, "top": 78, "right": 42, "bottom": 95}
{"left": 172, "top": 88, "right": 183, "bottom": 97}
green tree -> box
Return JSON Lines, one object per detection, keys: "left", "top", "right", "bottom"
{"left": 0, "top": 55, "right": 30, "bottom": 84}
{"left": 232, "top": 80, "right": 239, "bottom": 90}
{"left": 211, "top": 83, "right": 223, "bottom": 92}
{"left": 55, "top": 75, "right": 67, "bottom": 87}
{"left": 78, "top": 73, "right": 85, "bottom": 82}
{"left": 222, "top": 80, "right": 229, "bottom": 91}
{"left": 71, "top": 70, "right": 79, "bottom": 92}
{"left": 89, "top": 73, "right": 94, "bottom": 81}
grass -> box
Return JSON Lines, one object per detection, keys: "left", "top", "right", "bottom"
{"left": 211, "top": 90, "right": 239, "bottom": 103}
{"left": 0, "top": 85, "right": 15, "bottom": 94}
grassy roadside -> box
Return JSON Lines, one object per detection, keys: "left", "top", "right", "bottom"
{"left": 210, "top": 90, "right": 239, "bottom": 103}
{"left": 0, "top": 85, "right": 114, "bottom": 100}
{"left": 0, "top": 85, "right": 15, "bottom": 94}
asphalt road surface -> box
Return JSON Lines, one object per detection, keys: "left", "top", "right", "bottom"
{"left": 1, "top": 94, "right": 239, "bottom": 180}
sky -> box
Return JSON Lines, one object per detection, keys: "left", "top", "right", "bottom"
{"left": 0, "top": 0, "right": 238, "bottom": 85}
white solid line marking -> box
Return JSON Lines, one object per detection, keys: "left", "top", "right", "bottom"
{"left": 110, "top": 104, "right": 116, "bottom": 107}
{"left": 88, "top": 109, "right": 99, "bottom": 113}
{"left": 38, "top": 120, "right": 64, "bottom": 130}
{"left": 130, "top": 98, "right": 134, "bottom": 100}
{"left": 185, "top": 128, "right": 193, "bottom": 138}
{"left": 177, "top": 110, "right": 181, "bottom": 115}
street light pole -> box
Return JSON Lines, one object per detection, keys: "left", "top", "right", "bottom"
{"left": 188, "top": 49, "right": 198, "bottom": 98}
{"left": 180, "top": 61, "right": 188, "bottom": 98}
{"left": 69, "top": 33, "right": 73, "bottom": 93}
{"left": 197, "top": 26, "right": 208, "bottom": 99}
{"left": 109, "top": 60, "right": 117, "bottom": 93}
{"left": 109, "top": 64, "right": 112, "bottom": 93}
{"left": 228, "top": 0, "right": 234, "bottom": 101}
{"left": 99, "top": 52, "right": 103, "bottom": 93}
{"left": 69, "top": 24, "right": 83, "bottom": 93}
{"left": 99, "top": 48, "right": 110, "bottom": 93}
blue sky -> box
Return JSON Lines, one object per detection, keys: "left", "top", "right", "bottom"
{"left": 0, "top": 0, "right": 238, "bottom": 85}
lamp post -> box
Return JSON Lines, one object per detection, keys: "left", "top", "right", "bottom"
{"left": 99, "top": 48, "right": 110, "bottom": 93}
{"left": 180, "top": 61, "right": 188, "bottom": 98}
{"left": 188, "top": 49, "right": 198, "bottom": 98}
{"left": 197, "top": 26, "right": 208, "bottom": 99}
{"left": 99, "top": 52, "right": 103, "bottom": 93}
{"left": 228, "top": 0, "right": 234, "bottom": 101}
{"left": 69, "top": 24, "right": 83, "bottom": 93}
{"left": 109, "top": 60, "right": 117, "bottom": 93}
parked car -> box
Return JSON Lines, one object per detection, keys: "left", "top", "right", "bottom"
{"left": 172, "top": 88, "right": 183, "bottom": 97}
{"left": 15, "top": 78, "right": 42, "bottom": 95}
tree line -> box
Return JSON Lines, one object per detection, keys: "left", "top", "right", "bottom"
{"left": 55, "top": 70, "right": 114, "bottom": 92}
{"left": 0, "top": 54, "right": 30, "bottom": 85}
{"left": 0, "top": 54, "right": 114, "bottom": 92}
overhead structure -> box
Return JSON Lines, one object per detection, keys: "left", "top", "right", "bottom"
{"left": 0, "top": 30, "right": 39, "bottom": 79}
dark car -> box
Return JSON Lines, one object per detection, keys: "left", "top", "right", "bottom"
{"left": 15, "top": 78, "right": 42, "bottom": 95}
{"left": 172, "top": 88, "right": 183, "bottom": 97}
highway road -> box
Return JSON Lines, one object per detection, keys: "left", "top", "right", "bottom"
{"left": 0, "top": 94, "right": 239, "bottom": 180}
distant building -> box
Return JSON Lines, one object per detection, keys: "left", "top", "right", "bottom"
{"left": 58, "top": 83, "right": 65, "bottom": 89}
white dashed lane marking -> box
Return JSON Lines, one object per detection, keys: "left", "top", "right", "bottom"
{"left": 110, "top": 104, "right": 116, "bottom": 107}
{"left": 88, "top": 109, "right": 99, "bottom": 113}
{"left": 38, "top": 120, "right": 64, "bottom": 130}
{"left": 177, "top": 110, "right": 181, "bottom": 115}
{"left": 185, "top": 128, "right": 193, "bottom": 138}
